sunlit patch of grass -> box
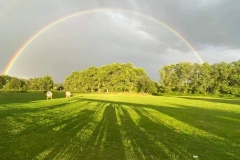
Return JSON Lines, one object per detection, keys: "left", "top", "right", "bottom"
{"left": 53, "top": 124, "right": 67, "bottom": 131}
{"left": 139, "top": 107, "right": 223, "bottom": 139}
{"left": 36, "top": 148, "right": 54, "bottom": 159}
{"left": 218, "top": 116, "right": 240, "bottom": 122}
{"left": 0, "top": 93, "right": 240, "bottom": 159}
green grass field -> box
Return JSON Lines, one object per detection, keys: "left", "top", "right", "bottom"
{"left": 0, "top": 93, "right": 240, "bottom": 160}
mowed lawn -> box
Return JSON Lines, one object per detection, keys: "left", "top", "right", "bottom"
{"left": 0, "top": 93, "right": 240, "bottom": 160}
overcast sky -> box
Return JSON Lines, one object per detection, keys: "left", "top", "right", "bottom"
{"left": 0, "top": 0, "right": 239, "bottom": 82}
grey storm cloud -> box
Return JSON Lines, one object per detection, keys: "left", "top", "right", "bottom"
{"left": 0, "top": 0, "right": 239, "bottom": 82}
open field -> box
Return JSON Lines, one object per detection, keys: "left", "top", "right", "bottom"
{"left": 0, "top": 93, "right": 240, "bottom": 160}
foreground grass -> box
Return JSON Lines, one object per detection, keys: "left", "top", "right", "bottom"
{"left": 0, "top": 93, "right": 240, "bottom": 160}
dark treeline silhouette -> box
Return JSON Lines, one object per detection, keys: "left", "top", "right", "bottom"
{"left": 1, "top": 60, "right": 240, "bottom": 95}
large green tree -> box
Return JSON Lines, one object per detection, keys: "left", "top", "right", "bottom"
{"left": 42, "top": 75, "right": 54, "bottom": 90}
{"left": 5, "top": 77, "right": 21, "bottom": 90}
{"left": 63, "top": 62, "right": 157, "bottom": 93}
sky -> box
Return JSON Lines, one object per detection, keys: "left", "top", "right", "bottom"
{"left": 0, "top": 0, "right": 239, "bottom": 83}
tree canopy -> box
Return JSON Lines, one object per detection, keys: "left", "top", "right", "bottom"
{"left": 159, "top": 60, "right": 240, "bottom": 95}
{"left": 1, "top": 60, "right": 240, "bottom": 96}
{"left": 0, "top": 75, "right": 54, "bottom": 91}
{"left": 64, "top": 63, "right": 157, "bottom": 93}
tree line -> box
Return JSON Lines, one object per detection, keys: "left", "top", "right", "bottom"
{"left": 159, "top": 60, "right": 240, "bottom": 95}
{"left": 0, "top": 63, "right": 158, "bottom": 93}
{"left": 64, "top": 63, "right": 158, "bottom": 93}
{"left": 1, "top": 60, "right": 240, "bottom": 95}
{"left": 0, "top": 75, "right": 55, "bottom": 91}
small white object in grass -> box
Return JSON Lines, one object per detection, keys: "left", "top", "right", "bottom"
{"left": 66, "top": 91, "right": 71, "bottom": 99}
{"left": 193, "top": 155, "right": 198, "bottom": 158}
{"left": 46, "top": 91, "right": 53, "bottom": 100}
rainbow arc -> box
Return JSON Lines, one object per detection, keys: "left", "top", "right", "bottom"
{"left": 2, "top": 8, "right": 204, "bottom": 75}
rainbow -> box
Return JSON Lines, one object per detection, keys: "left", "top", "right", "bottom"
{"left": 2, "top": 8, "right": 204, "bottom": 75}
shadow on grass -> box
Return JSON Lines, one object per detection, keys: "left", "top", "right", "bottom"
{"left": 0, "top": 101, "right": 75, "bottom": 120}
{"left": 0, "top": 92, "right": 67, "bottom": 105}
{"left": 0, "top": 97, "right": 239, "bottom": 159}
{"left": 178, "top": 96, "right": 240, "bottom": 105}
{"left": 76, "top": 97, "right": 240, "bottom": 159}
